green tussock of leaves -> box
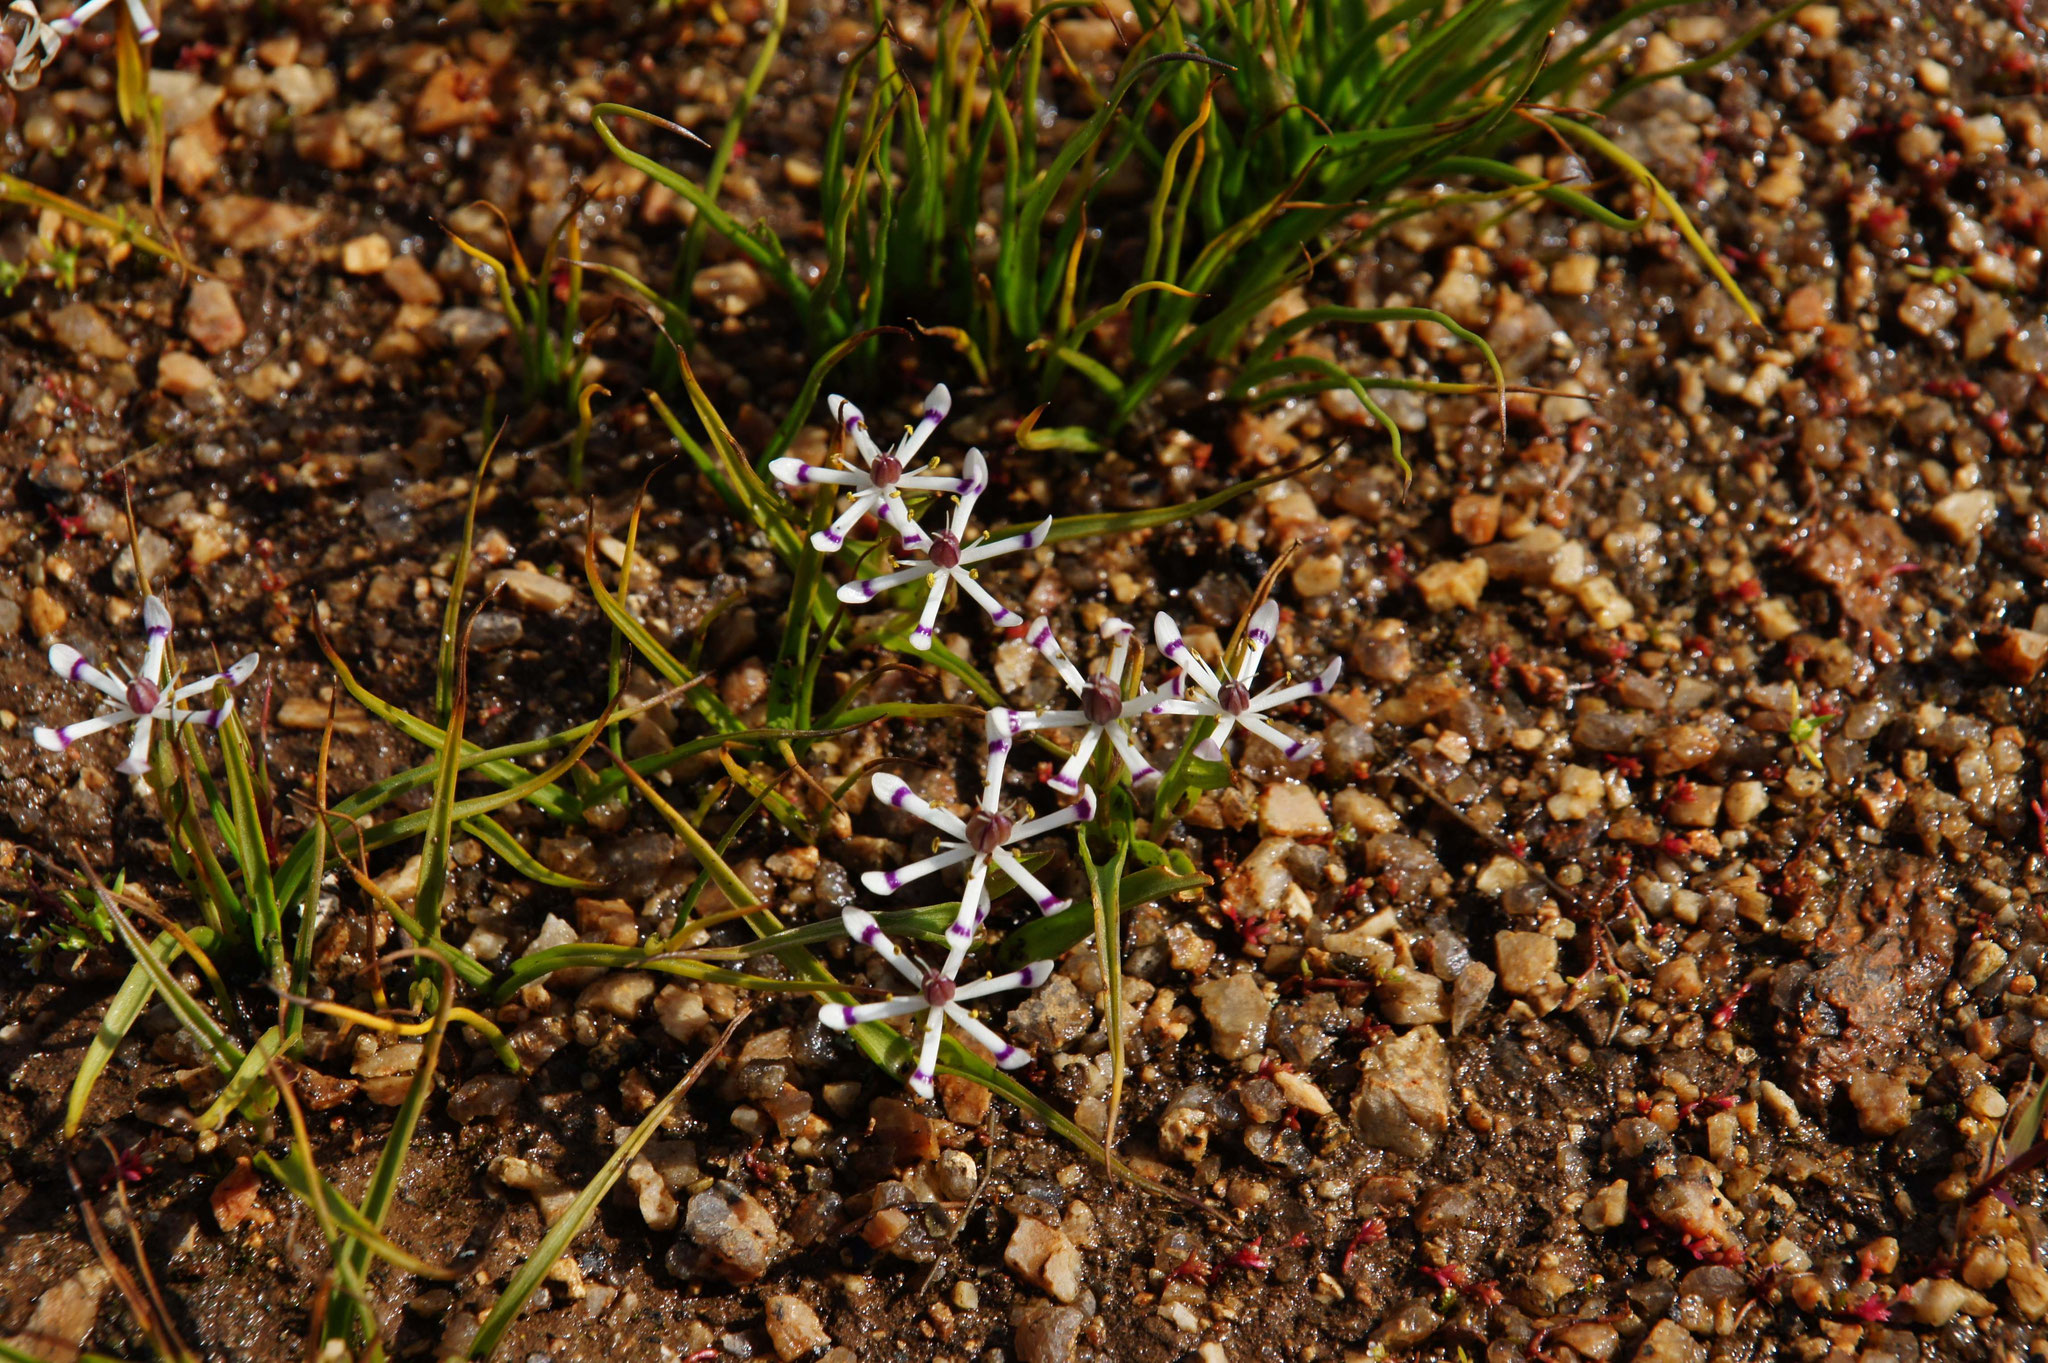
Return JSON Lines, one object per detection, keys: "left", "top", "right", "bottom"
{"left": 585, "top": 0, "right": 1763, "bottom": 453}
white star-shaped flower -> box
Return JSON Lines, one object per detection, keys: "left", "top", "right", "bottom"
{"left": 864, "top": 771, "right": 1093, "bottom": 956}
{"left": 33, "top": 596, "right": 260, "bottom": 775}
{"left": 1152, "top": 600, "right": 1340, "bottom": 762}
{"left": 990, "top": 616, "right": 1165, "bottom": 795}
{"left": 769, "top": 384, "right": 963, "bottom": 553}
{"left": 836, "top": 448, "right": 1051, "bottom": 649}
{"left": 822, "top": 907, "right": 1054, "bottom": 1098}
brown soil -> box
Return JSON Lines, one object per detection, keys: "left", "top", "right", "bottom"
{"left": 3, "top": 2, "right": 2047, "bottom": 1362}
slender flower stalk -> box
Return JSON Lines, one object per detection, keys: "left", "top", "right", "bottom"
{"left": 769, "top": 384, "right": 962, "bottom": 552}
{"left": 1153, "top": 600, "right": 1340, "bottom": 762}
{"left": 821, "top": 907, "right": 1054, "bottom": 1097}
{"left": 32, "top": 596, "right": 260, "bottom": 775}
{"left": 837, "top": 448, "right": 1051, "bottom": 648}
{"left": 992, "top": 616, "right": 1165, "bottom": 794}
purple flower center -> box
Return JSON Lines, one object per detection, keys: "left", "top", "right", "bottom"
{"left": 126, "top": 678, "right": 162, "bottom": 715}
{"left": 922, "top": 975, "right": 957, "bottom": 1007}
{"left": 964, "top": 808, "right": 1013, "bottom": 855}
{"left": 928, "top": 532, "right": 962, "bottom": 570}
{"left": 871, "top": 454, "right": 903, "bottom": 488}
{"left": 1219, "top": 680, "right": 1252, "bottom": 716}
{"left": 1081, "top": 673, "right": 1122, "bottom": 726}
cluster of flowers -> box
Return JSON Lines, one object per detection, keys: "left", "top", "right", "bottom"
{"left": 778, "top": 386, "right": 1341, "bottom": 1097}
{"left": 4, "top": 0, "right": 158, "bottom": 92}
{"left": 32, "top": 388, "right": 1341, "bottom": 1105}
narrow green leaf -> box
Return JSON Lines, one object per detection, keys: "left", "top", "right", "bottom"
{"left": 999, "top": 863, "right": 1209, "bottom": 965}
{"left": 463, "top": 815, "right": 595, "bottom": 890}
{"left": 591, "top": 105, "right": 809, "bottom": 305}
{"left": 410, "top": 618, "right": 469, "bottom": 946}
{"left": 933, "top": 1044, "right": 1181, "bottom": 1201}
{"left": 253, "top": 1151, "right": 454, "bottom": 1280}
{"left": 329, "top": 950, "right": 461, "bottom": 1342}
{"left": 2010, "top": 1074, "right": 2048, "bottom": 1160}
{"left": 439, "top": 432, "right": 501, "bottom": 719}
{"left": 992, "top": 447, "right": 1336, "bottom": 547}
{"left": 583, "top": 531, "right": 744, "bottom": 735}
{"left": 864, "top": 623, "right": 1005, "bottom": 706}
{"left": 468, "top": 1014, "right": 746, "bottom": 1359}
{"left": 1541, "top": 115, "right": 1763, "bottom": 326}
{"left": 98, "top": 890, "right": 242, "bottom": 1076}
{"left": 1080, "top": 832, "right": 1128, "bottom": 1153}
{"left": 64, "top": 930, "right": 191, "bottom": 1138}
{"left": 213, "top": 710, "right": 279, "bottom": 968}
{"left": 673, "top": 0, "right": 789, "bottom": 342}
{"left": 194, "top": 1026, "right": 285, "bottom": 1133}
{"left": 491, "top": 942, "right": 859, "bottom": 1006}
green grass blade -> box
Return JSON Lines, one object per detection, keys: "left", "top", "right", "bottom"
{"left": 1079, "top": 831, "right": 1128, "bottom": 1153}
{"left": 0, "top": 1342, "right": 138, "bottom": 1363}
{"left": 758, "top": 326, "right": 911, "bottom": 485}
{"left": 591, "top": 104, "right": 809, "bottom": 305}
{"left": 463, "top": 815, "right": 595, "bottom": 890}
{"left": 673, "top": 0, "right": 788, "bottom": 319}
{"left": 1601, "top": 1, "right": 1815, "bottom": 109}
{"left": 63, "top": 929, "right": 194, "bottom": 1137}
{"left": 1533, "top": 0, "right": 1688, "bottom": 99}
{"left": 193, "top": 1026, "right": 284, "bottom": 1132}
{"left": 1542, "top": 115, "right": 1762, "bottom": 326}
{"left": 1000, "top": 863, "right": 1208, "bottom": 965}
{"left": 166, "top": 736, "right": 250, "bottom": 942}
{"left": 409, "top": 624, "right": 469, "bottom": 947}
{"left": 325, "top": 951, "right": 461, "bottom": 1346}
{"left": 1245, "top": 303, "right": 1507, "bottom": 423}
{"left": 1043, "top": 346, "right": 1124, "bottom": 398}
{"left": 491, "top": 943, "right": 853, "bottom": 1006}
{"left": 1431, "top": 155, "right": 1650, "bottom": 231}
{"left": 933, "top": 1045, "right": 1180, "bottom": 1200}
{"left": 992, "top": 446, "right": 1335, "bottom": 546}
{"left": 468, "top": 1014, "right": 746, "bottom": 1360}
{"left": 1150, "top": 719, "right": 1231, "bottom": 823}
{"left": 213, "top": 710, "right": 280, "bottom": 971}
{"left": 98, "top": 889, "right": 242, "bottom": 1076}
{"left": 356, "top": 693, "right": 624, "bottom": 856}
{"left": 2008, "top": 1074, "right": 2047, "bottom": 1161}
{"left": 866, "top": 623, "right": 1004, "bottom": 706}
{"left": 1231, "top": 355, "right": 1409, "bottom": 477}
{"left": 253, "top": 1151, "right": 454, "bottom": 1280}
{"left": 314, "top": 620, "right": 595, "bottom": 816}
{"left": 338, "top": 863, "right": 495, "bottom": 992}
{"left": 438, "top": 433, "right": 500, "bottom": 720}
{"left": 607, "top": 753, "right": 764, "bottom": 914}
{"left": 286, "top": 718, "right": 334, "bottom": 1044}
{"left": 583, "top": 532, "right": 743, "bottom": 734}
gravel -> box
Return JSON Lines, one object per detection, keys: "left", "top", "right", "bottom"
{"left": 681, "top": 1182, "right": 785, "bottom": 1284}
{"left": 762, "top": 1295, "right": 830, "bottom": 1362}
{"left": 1348, "top": 1025, "right": 1450, "bottom": 1158}
{"left": 1191, "top": 973, "right": 1272, "bottom": 1061}
{"left": 5, "top": 2, "right": 2048, "bottom": 1361}
{"left": 1010, "top": 1302, "right": 1085, "bottom": 1363}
